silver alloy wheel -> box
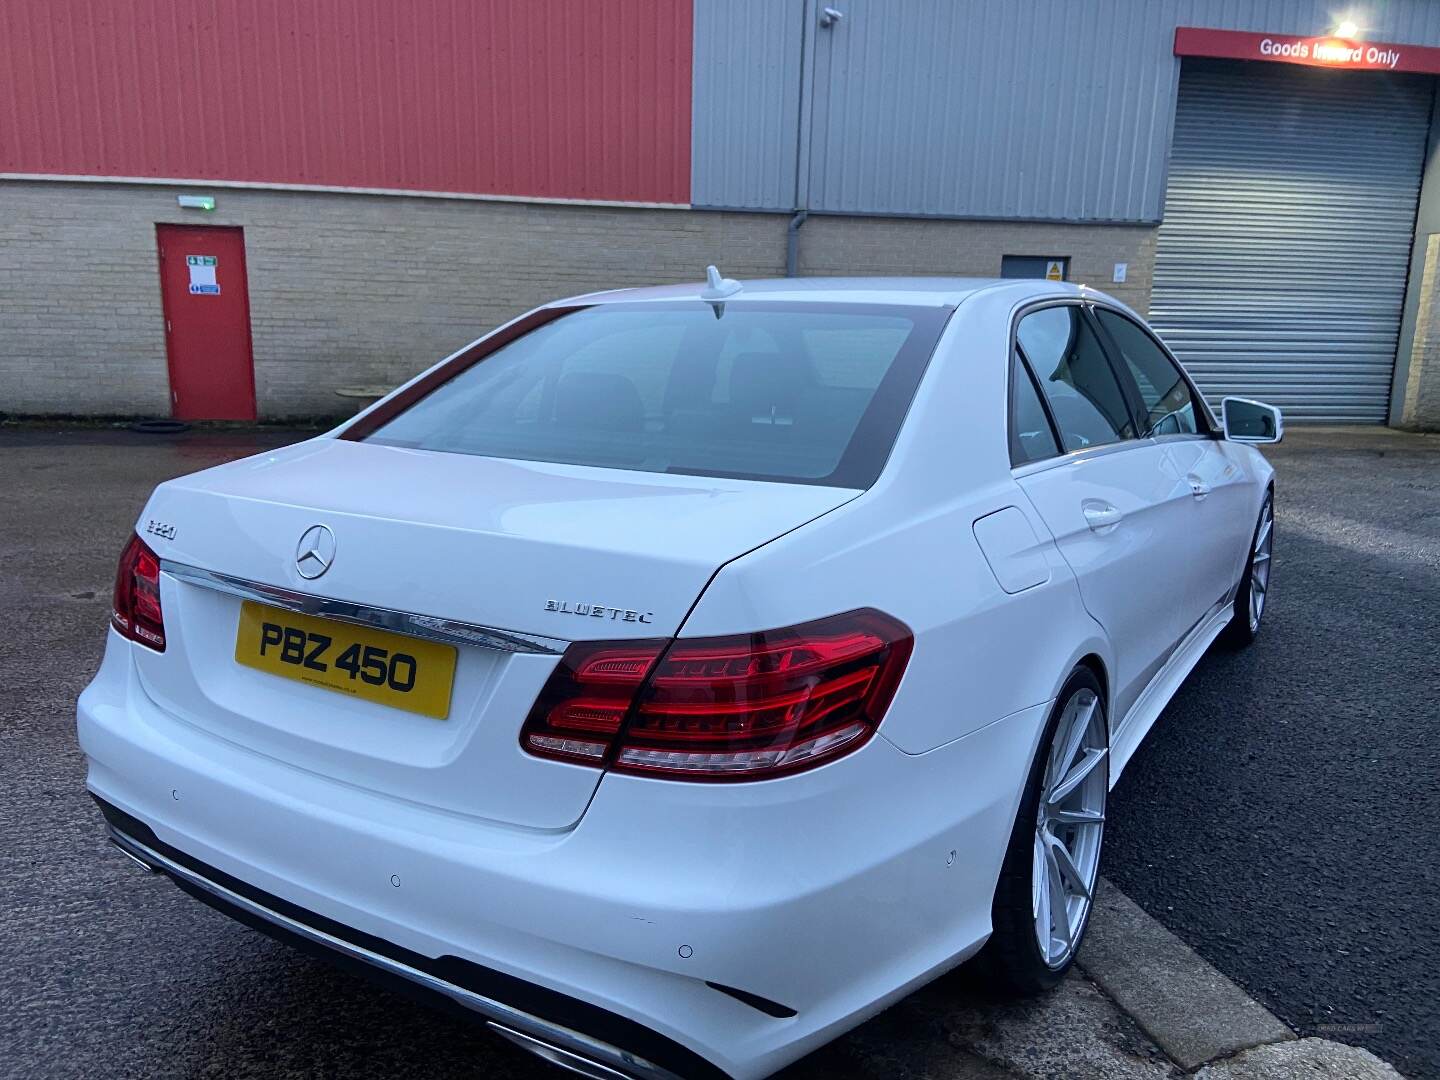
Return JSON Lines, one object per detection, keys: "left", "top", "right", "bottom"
{"left": 1033, "top": 688, "right": 1108, "bottom": 968}
{"left": 1248, "top": 497, "right": 1274, "bottom": 632}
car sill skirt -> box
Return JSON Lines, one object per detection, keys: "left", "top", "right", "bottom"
{"left": 105, "top": 824, "right": 687, "bottom": 1080}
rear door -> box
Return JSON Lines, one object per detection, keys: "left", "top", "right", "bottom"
{"left": 1011, "top": 303, "right": 1203, "bottom": 722}
{"left": 156, "top": 224, "right": 257, "bottom": 421}
{"left": 1091, "top": 305, "right": 1255, "bottom": 615}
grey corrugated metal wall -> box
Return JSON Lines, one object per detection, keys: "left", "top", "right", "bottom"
{"left": 1150, "top": 60, "right": 1431, "bottom": 422}
{"left": 691, "top": 0, "right": 806, "bottom": 211}
{"left": 804, "top": 0, "right": 1178, "bottom": 220}
{"left": 691, "top": 0, "right": 1440, "bottom": 221}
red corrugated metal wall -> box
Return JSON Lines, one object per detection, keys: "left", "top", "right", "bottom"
{"left": 1, "top": 0, "right": 692, "bottom": 204}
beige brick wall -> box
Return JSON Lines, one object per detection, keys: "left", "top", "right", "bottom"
{"left": 0, "top": 181, "right": 788, "bottom": 418}
{"left": 0, "top": 180, "right": 1156, "bottom": 419}
{"left": 1399, "top": 233, "right": 1440, "bottom": 431}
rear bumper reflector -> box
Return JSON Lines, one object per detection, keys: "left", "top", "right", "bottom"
{"left": 704, "top": 981, "right": 798, "bottom": 1019}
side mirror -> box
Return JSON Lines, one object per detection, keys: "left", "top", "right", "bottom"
{"left": 1220, "top": 397, "right": 1283, "bottom": 444}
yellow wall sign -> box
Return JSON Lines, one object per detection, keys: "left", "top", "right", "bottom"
{"left": 1045, "top": 260, "right": 1065, "bottom": 281}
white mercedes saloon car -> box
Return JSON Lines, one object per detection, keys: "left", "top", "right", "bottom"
{"left": 80, "top": 274, "right": 1280, "bottom": 1080}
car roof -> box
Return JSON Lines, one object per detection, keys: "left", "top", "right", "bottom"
{"left": 552, "top": 276, "right": 1102, "bottom": 309}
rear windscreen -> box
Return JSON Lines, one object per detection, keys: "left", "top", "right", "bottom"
{"left": 362, "top": 301, "right": 951, "bottom": 488}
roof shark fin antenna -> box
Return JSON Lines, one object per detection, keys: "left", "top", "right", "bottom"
{"left": 701, "top": 265, "right": 742, "bottom": 299}
{"left": 700, "top": 264, "right": 742, "bottom": 317}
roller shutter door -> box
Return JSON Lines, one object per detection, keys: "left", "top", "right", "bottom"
{"left": 1150, "top": 60, "right": 1432, "bottom": 423}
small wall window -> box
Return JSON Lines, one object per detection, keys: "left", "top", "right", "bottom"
{"left": 1001, "top": 255, "right": 1069, "bottom": 282}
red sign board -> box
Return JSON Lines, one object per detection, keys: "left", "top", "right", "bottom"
{"left": 1175, "top": 26, "right": 1440, "bottom": 75}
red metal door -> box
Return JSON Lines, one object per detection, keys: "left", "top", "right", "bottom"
{"left": 156, "top": 225, "right": 257, "bottom": 420}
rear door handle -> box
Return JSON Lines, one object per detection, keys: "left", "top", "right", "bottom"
{"left": 1187, "top": 474, "right": 1212, "bottom": 499}
{"left": 1082, "top": 500, "right": 1123, "bottom": 532}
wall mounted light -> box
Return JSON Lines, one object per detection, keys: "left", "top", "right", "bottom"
{"left": 176, "top": 194, "right": 216, "bottom": 210}
{"left": 1335, "top": 19, "right": 1359, "bottom": 38}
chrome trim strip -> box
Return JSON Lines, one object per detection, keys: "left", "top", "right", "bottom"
{"left": 160, "top": 560, "right": 568, "bottom": 656}
{"left": 487, "top": 1023, "right": 635, "bottom": 1080}
{"left": 107, "top": 827, "right": 678, "bottom": 1080}
{"left": 1009, "top": 437, "right": 1152, "bottom": 478}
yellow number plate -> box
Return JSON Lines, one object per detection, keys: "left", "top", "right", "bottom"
{"left": 234, "top": 601, "right": 456, "bottom": 720}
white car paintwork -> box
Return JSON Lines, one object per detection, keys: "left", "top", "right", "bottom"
{"left": 78, "top": 277, "right": 1275, "bottom": 1079}
{"left": 140, "top": 438, "right": 859, "bottom": 642}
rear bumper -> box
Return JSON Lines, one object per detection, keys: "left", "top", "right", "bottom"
{"left": 98, "top": 798, "right": 700, "bottom": 1080}
{"left": 78, "top": 630, "right": 1049, "bottom": 1079}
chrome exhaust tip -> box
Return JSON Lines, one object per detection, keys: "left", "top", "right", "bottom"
{"left": 110, "top": 836, "right": 159, "bottom": 874}
{"left": 487, "top": 1022, "right": 636, "bottom": 1080}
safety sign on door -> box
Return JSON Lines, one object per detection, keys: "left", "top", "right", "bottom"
{"left": 186, "top": 255, "right": 220, "bottom": 295}
{"left": 1044, "top": 260, "right": 1065, "bottom": 281}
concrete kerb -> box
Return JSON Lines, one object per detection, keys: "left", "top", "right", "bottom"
{"left": 1079, "top": 878, "right": 1403, "bottom": 1077}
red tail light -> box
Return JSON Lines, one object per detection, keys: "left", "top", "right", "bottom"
{"left": 519, "top": 609, "right": 912, "bottom": 781}
{"left": 111, "top": 534, "right": 166, "bottom": 651}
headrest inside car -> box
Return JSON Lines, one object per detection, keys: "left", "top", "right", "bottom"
{"left": 729, "top": 352, "right": 806, "bottom": 424}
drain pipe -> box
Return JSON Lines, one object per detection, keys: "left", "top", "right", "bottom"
{"left": 785, "top": 210, "right": 808, "bottom": 277}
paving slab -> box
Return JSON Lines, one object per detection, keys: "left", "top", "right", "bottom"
{"left": 1195, "top": 1037, "right": 1404, "bottom": 1080}
{"left": 1079, "top": 879, "right": 1294, "bottom": 1070}
{"left": 785, "top": 967, "right": 1173, "bottom": 1080}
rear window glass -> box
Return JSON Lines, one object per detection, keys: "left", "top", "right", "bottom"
{"left": 362, "top": 302, "right": 949, "bottom": 488}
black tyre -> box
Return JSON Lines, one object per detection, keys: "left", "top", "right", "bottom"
{"left": 978, "top": 666, "right": 1109, "bottom": 994}
{"left": 1221, "top": 490, "right": 1274, "bottom": 649}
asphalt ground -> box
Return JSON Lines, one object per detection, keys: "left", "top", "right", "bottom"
{"left": 1104, "top": 426, "right": 1440, "bottom": 1079}
{"left": 1, "top": 424, "right": 1434, "bottom": 1078}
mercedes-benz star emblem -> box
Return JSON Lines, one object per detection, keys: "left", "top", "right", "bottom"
{"left": 295, "top": 524, "right": 336, "bottom": 580}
